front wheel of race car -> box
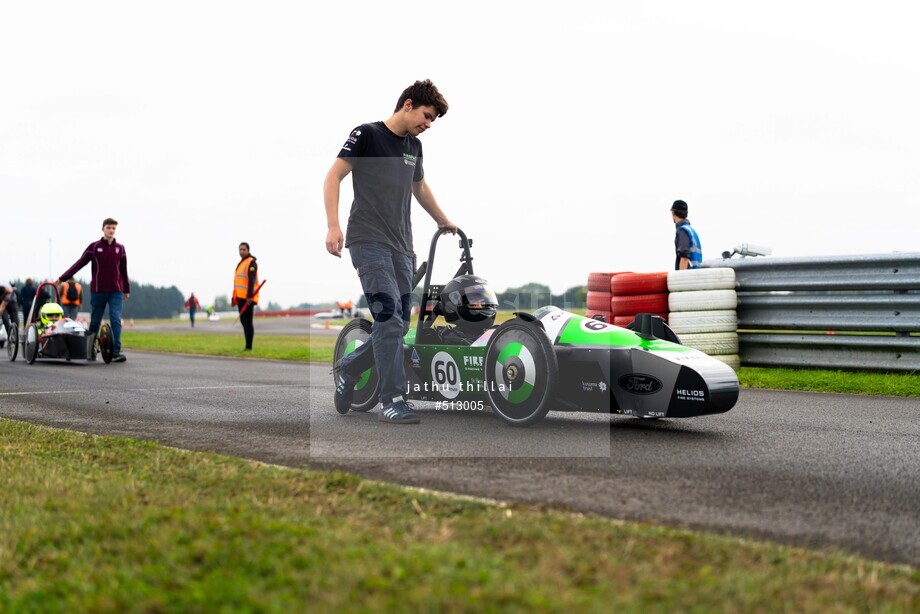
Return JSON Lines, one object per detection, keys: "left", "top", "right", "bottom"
{"left": 484, "top": 318, "right": 558, "bottom": 427}
{"left": 7, "top": 325, "right": 19, "bottom": 361}
{"left": 98, "top": 323, "right": 114, "bottom": 364}
{"left": 332, "top": 318, "right": 380, "bottom": 413}
{"left": 24, "top": 325, "right": 39, "bottom": 364}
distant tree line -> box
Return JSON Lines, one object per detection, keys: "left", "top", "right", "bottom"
{"left": 99, "top": 279, "right": 184, "bottom": 319}
{"left": 397, "top": 282, "right": 588, "bottom": 312}
{"left": 496, "top": 283, "right": 587, "bottom": 311}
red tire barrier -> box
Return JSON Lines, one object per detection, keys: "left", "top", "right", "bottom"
{"left": 586, "top": 291, "right": 612, "bottom": 312}
{"left": 610, "top": 293, "right": 670, "bottom": 316}
{"left": 587, "top": 272, "right": 613, "bottom": 292}
{"left": 587, "top": 271, "right": 633, "bottom": 292}
{"left": 611, "top": 272, "right": 668, "bottom": 295}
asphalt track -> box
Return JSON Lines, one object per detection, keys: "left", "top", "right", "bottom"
{"left": 1, "top": 351, "right": 918, "bottom": 566}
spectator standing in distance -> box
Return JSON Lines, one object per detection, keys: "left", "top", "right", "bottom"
{"left": 185, "top": 292, "right": 201, "bottom": 327}
{"left": 671, "top": 199, "right": 703, "bottom": 270}
{"left": 20, "top": 278, "right": 36, "bottom": 325}
{"left": 233, "top": 242, "right": 259, "bottom": 350}
{"left": 324, "top": 79, "right": 457, "bottom": 425}
{"left": 0, "top": 284, "right": 20, "bottom": 334}
{"left": 56, "top": 217, "right": 130, "bottom": 363}
{"left": 61, "top": 277, "right": 83, "bottom": 320}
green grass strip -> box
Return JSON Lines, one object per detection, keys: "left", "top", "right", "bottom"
{"left": 739, "top": 367, "right": 920, "bottom": 397}
{"left": 1, "top": 420, "right": 916, "bottom": 612}
{"left": 122, "top": 331, "right": 336, "bottom": 363}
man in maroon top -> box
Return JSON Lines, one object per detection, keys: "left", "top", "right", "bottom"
{"left": 56, "top": 217, "right": 131, "bottom": 362}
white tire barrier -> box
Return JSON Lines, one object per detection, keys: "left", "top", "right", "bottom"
{"left": 667, "top": 310, "right": 738, "bottom": 334}
{"left": 710, "top": 354, "right": 741, "bottom": 370}
{"left": 669, "top": 289, "right": 738, "bottom": 312}
{"left": 667, "top": 268, "right": 736, "bottom": 292}
{"left": 678, "top": 332, "right": 739, "bottom": 355}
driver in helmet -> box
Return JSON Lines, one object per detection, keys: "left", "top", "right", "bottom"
{"left": 38, "top": 302, "right": 65, "bottom": 333}
{"left": 440, "top": 274, "right": 500, "bottom": 342}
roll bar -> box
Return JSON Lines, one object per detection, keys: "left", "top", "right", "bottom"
{"left": 414, "top": 228, "right": 473, "bottom": 335}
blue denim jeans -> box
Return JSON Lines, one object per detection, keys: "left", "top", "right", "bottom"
{"left": 89, "top": 291, "right": 124, "bottom": 355}
{"left": 339, "top": 241, "right": 415, "bottom": 405}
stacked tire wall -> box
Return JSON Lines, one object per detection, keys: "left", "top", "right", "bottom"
{"left": 610, "top": 272, "right": 669, "bottom": 327}
{"left": 585, "top": 272, "right": 616, "bottom": 323}
{"left": 667, "top": 268, "right": 740, "bottom": 370}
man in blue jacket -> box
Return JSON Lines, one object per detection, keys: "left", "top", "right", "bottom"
{"left": 671, "top": 200, "right": 703, "bottom": 270}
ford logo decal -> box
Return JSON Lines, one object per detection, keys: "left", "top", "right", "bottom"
{"left": 617, "top": 374, "right": 663, "bottom": 395}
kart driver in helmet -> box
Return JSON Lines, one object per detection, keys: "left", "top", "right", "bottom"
{"left": 440, "top": 275, "right": 499, "bottom": 343}
{"left": 37, "top": 302, "right": 64, "bottom": 333}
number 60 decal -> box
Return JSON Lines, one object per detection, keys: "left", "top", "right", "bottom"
{"left": 431, "top": 352, "right": 461, "bottom": 399}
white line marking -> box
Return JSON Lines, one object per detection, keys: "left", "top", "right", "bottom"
{"left": 0, "top": 384, "right": 308, "bottom": 397}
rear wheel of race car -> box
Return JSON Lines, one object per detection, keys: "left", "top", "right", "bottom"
{"left": 332, "top": 318, "right": 380, "bottom": 413}
{"left": 484, "top": 318, "right": 558, "bottom": 426}
{"left": 98, "top": 323, "right": 114, "bottom": 364}
{"left": 7, "top": 325, "right": 19, "bottom": 361}
{"left": 24, "top": 325, "right": 39, "bottom": 364}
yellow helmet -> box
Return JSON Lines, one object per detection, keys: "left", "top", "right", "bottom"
{"left": 40, "top": 302, "right": 64, "bottom": 327}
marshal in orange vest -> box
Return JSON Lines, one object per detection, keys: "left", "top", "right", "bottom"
{"left": 61, "top": 281, "right": 82, "bottom": 305}
{"left": 233, "top": 256, "right": 260, "bottom": 305}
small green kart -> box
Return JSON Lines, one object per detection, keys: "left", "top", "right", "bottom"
{"left": 334, "top": 229, "right": 740, "bottom": 426}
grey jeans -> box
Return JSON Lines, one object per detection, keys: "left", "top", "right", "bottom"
{"left": 339, "top": 241, "right": 415, "bottom": 405}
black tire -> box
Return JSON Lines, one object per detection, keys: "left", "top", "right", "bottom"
{"left": 7, "top": 324, "right": 18, "bottom": 361}
{"left": 24, "top": 325, "right": 39, "bottom": 364}
{"left": 483, "top": 318, "right": 558, "bottom": 426}
{"left": 332, "top": 318, "right": 379, "bottom": 413}
{"left": 98, "top": 323, "right": 114, "bottom": 364}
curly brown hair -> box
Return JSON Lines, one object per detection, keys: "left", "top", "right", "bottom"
{"left": 394, "top": 79, "right": 448, "bottom": 117}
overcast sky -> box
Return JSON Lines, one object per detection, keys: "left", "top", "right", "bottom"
{"left": 2, "top": 2, "right": 917, "bottom": 308}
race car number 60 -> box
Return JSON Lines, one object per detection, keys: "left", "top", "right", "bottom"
{"left": 431, "top": 351, "right": 461, "bottom": 399}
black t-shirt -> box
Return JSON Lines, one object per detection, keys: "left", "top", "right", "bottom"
{"left": 338, "top": 121, "right": 424, "bottom": 256}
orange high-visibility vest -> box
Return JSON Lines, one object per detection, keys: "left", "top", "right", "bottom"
{"left": 61, "top": 282, "right": 82, "bottom": 305}
{"left": 233, "top": 257, "right": 259, "bottom": 304}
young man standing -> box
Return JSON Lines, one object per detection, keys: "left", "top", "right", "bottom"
{"left": 233, "top": 242, "right": 259, "bottom": 350}
{"left": 671, "top": 200, "right": 703, "bottom": 270}
{"left": 324, "top": 79, "right": 457, "bottom": 425}
{"left": 57, "top": 217, "right": 130, "bottom": 362}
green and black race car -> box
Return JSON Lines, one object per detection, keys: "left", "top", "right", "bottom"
{"left": 334, "top": 229, "right": 740, "bottom": 426}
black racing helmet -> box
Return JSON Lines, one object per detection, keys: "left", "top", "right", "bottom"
{"left": 441, "top": 275, "right": 499, "bottom": 333}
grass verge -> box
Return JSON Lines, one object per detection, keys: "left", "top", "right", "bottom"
{"left": 1, "top": 420, "right": 916, "bottom": 612}
{"left": 739, "top": 367, "right": 920, "bottom": 397}
{"left": 122, "top": 331, "right": 337, "bottom": 363}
